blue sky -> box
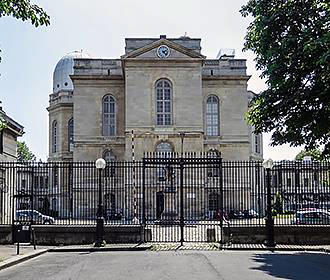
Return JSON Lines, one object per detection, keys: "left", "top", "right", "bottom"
{"left": 0, "top": 0, "right": 302, "bottom": 160}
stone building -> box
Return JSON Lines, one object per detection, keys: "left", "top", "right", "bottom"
{"left": 46, "top": 36, "right": 264, "bottom": 221}
{"left": 0, "top": 106, "right": 24, "bottom": 224}
{"left": 48, "top": 35, "right": 263, "bottom": 162}
{"left": 0, "top": 107, "right": 24, "bottom": 162}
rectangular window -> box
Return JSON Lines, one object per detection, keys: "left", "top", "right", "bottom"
{"left": 34, "top": 176, "right": 39, "bottom": 188}
{"left": 255, "top": 135, "right": 260, "bottom": 154}
{"left": 304, "top": 178, "right": 309, "bottom": 188}
{"left": 287, "top": 178, "right": 292, "bottom": 188}
{"left": 53, "top": 167, "right": 58, "bottom": 188}
{"left": 21, "top": 179, "right": 26, "bottom": 190}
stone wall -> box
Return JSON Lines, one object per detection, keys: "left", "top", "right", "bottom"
{"left": 223, "top": 226, "right": 330, "bottom": 245}
{"left": 31, "top": 225, "right": 148, "bottom": 245}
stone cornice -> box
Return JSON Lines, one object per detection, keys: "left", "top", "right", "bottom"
{"left": 202, "top": 75, "right": 251, "bottom": 81}
{"left": 47, "top": 103, "right": 73, "bottom": 112}
{"left": 70, "top": 75, "right": 124, "bottom": 81}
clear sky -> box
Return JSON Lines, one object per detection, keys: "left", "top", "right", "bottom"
{"left": 0, "top": 0, "right": 303, "bottom": 161}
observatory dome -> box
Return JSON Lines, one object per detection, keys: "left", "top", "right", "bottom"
{"left": 53, "top": 50, "right": 90, "bottom": 94}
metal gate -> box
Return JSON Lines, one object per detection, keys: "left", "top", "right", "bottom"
{"left": 142, "top": 153, "right": 224, "bottom": 243}
{"left": 13, "top": 164, "right": 33, "bottom": 243}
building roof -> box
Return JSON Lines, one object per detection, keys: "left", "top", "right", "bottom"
{"left": 0, "top": 108, "right": 24, "bottom": 136}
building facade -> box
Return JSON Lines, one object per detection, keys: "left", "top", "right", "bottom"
{"left": 0, "top": 106, "right": 24, "bottom": 224}
{"left": 48, "top": 35, "right": 263, "bottom": 162}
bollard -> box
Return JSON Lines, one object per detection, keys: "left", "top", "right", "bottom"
{"left": 17, "top": 229, "right": 20, "bottom": 255}
{"left": 32, "top": 228, "right": 36, "bottom": 250}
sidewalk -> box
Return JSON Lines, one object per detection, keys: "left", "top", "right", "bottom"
{"left": 0, "top": 244, "right": 49, "bottom": 271}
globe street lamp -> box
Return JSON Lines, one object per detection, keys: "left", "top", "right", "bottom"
{"left": 263, "top": 158, "right": 275, "bottom": 248}
{"left": 95, "top": 158, "right": 106, "bottom": 247}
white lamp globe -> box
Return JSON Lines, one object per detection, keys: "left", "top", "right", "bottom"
{"left": 262, "top": 158, "right": 274, "bottom": 169}
{"left": 95, "top": 158, "right": 106, "bottom": 169}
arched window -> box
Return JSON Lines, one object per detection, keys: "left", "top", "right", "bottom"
{"left": 155, "top": 142, "right": 174, "bottom": 185}
{"left": 103, "top": 150, "right": 116, "bottom": 162}
{"left": 102, "top": 95, "right": 116, "bottom": 136}
{"left": 206, "top": 95, "right": 219, "bottom": 136}
{"left": 156, "top": 79, "right": 172, "bottom": 126}
{"left": 156, "top": 142, "right": 173, "bottom": 155}
{"left": 103, "top": 150, "right": 116, "bottom": 177}
{"left": 68, "top": 118, "right": 74, "bottom": 152}
{"left": 52, "top": 121, "right": 58, "bottom": 153}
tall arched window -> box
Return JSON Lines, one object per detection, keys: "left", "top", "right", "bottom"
{"left": 52, "top": 121, "right": 58, "bottom": 153}
{"left": 156, "top": 79, "right": 172, "bottom": 126}
{"left": 68, "top": 118, "right": 74, "bottom": 152}
{"left": 102, "top": 95, "right": 116, "bottom": 136}
{"left": 206, "top": 95, "right": 219, "bottom": 136}
{"left": 155, "top": 142, "right": 174, "bottom": 184}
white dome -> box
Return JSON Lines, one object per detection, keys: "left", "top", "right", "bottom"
{"left": 53, "top": 50, "right": 90, "bottom": 94}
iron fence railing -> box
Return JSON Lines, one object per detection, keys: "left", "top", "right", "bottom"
{"left": 0, "top": 159, "right": 329, "bottom": 233}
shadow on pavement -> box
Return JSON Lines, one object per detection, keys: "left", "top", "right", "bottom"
{"left": 250, "top": 252, "right": 330, "bottom": 280}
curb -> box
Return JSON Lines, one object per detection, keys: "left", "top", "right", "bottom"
{"left": 0, "top": 249, "right": 48, "bottom": 271}
{"left": 220, "top": 246, "right": 325, "bottom": 252}
{"left": 48, "top": 245, "right": 152, "bottom": 253}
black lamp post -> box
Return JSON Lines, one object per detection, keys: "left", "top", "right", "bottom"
{"left": 263, "top": 158, "right": 275, "bottom": 248}
{"left": 95, "top": 158, "right": 106, "bottom": 247}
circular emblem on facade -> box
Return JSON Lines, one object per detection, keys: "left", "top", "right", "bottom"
{"left": 157, "top": 45, "right": 170, "bottom": 59}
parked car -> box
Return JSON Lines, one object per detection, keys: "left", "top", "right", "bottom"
{"left": 228, "top": 210, "right": 244, "bottom": 219}
{"left": 291, "top": 209, "right": 330, "bottom": 225}
{"left": 105, "top": 209, "right": 122, "bottom": 221}
{"left": 16, "top": 210, "right": 55, "bottom": 225}
{"left": 243, "top": 209, "right": 259, "bottom": 219}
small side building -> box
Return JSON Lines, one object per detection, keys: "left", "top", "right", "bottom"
{"left": 0, "top": 106, "right": 24, "bottom": 224}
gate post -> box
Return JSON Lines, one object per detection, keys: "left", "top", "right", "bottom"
{"left": 180, "top": 157, "right": 184, "bottom": 246}
{"left": 219, "top": 157, "right": 224, "bottom": 244}
{"left": 263, "top": 159, "right": 275, "bottom": 248}
{"left": 141, "top": 157, "right": 146, "bottom": 243}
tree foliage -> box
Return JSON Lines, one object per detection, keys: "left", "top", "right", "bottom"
{"left": 0, "top": 0, "right": 50, "bottom": 63}
{"left": 295, "top": 148, "right": 328, "bottom": 161}
{"left": 0, "top": 0, "right": 49, "bottom": 26}
{"left": 241, "top": 0, "right": 330, "bottom": 156}
{"left": 17, "top": 141, "right": 36, "bottom": 162}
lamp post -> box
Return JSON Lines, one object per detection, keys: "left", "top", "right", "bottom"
{"left": 95, "top": 158, "right": 106, "bottom": 247}
{"left": 263, "top": 158, "right": 275, "bottom": 248}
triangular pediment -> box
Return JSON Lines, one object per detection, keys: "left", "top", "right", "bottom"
{"left": 121, "top": 39, "right": 205, "bottom": 60}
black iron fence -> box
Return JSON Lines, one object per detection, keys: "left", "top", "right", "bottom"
{"left": 0, "top": 156, "right": 329, "bottom": 242}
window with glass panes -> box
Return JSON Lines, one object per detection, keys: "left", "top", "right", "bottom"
{"left": 103, "top": 150, "right": 116, "bottom": 177}
{"left": 156, "top": 79, "right": 172, "bottom": 126}
{"left": 206, "top": 95, "right": 219, "bottom": 136}
{"left": 68, "top": 118, "right": 74, "bottom": 151}
{"left": 102, "top": 95, "right": 116, "bottom": 136}
{"left": 52, "top": 121, "right": 57, "bottom": 153}
{"left": 255, "top": 134, "right": 260, "bottom": 154}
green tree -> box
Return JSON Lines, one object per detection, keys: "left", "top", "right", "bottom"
{"left": 17, "top": 141, "right": 36, "bottom": 162}
{"left": 295, "top": 148, "right": 322, "bottom": 161}
{"left": 0, "top": 0, "right": 50, "bottom": 62}
{"left": 240, "top": 0, "right": 330, "bottom": 156}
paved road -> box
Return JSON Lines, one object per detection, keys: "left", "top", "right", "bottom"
{"left": 1, "top": 251, "right": 330, "bottom": 280}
